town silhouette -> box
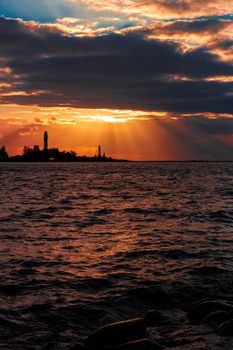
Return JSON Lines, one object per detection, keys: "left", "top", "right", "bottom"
{"left": 0, "top": 131, "right": 128, "bottom": 162}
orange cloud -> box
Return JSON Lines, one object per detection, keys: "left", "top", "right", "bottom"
{"left": 68, "top": 0, "right": 233, "bottom": 19}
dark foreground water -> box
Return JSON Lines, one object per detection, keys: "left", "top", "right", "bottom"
{"left": 0, "top": 162, "right": 233, "bottom": 349}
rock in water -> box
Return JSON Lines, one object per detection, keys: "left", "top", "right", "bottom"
{"left": 116, "top": 339, "right": 163, "bottom": 350}
{"left": 144, "top": 310, "right": 169, "bottom": 327}
{"left": 188, "top": 298, "right": 213, "bottom": 311}
{"left": 84, "top": 318, "right": 147, "bottom": 347}
{"left": 187, "top": 301, "right": 233, "bottom": 321}
{"left": 218, "top": 319, "right": 233, "bottom": 336}
{"left": 202, "top": 311, "right": 231, "bottom": 326}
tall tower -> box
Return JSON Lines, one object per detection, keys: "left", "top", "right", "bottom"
{"left": 98, "top": 145, "right": 101, "bottom": 159}
{"left": 44, "top": 131, "right": 48, "bottom": 151}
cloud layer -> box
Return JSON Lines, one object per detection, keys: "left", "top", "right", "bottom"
{"left": 0, "top": 17, "right": 232, "bottom": 115}
{"left": 71, "top": 0, "right": 233, "bottom": 19}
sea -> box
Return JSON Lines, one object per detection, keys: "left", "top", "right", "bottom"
{"left": 0, "top": 162, "right": 233, "bottom": 350}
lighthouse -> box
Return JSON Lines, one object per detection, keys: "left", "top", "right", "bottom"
{"left": 44, "top": 131, "right": 48, "bottom": 151}
{"left": 98, "top": 145, "right": 101, "bottom": 159}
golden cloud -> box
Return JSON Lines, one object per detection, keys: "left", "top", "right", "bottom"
{"left": 68, "top": 0, "right": 233, "bottom": 19}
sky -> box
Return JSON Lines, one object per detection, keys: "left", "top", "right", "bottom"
{"left": 0, "top": 0, "right": 233, "bottom": 160}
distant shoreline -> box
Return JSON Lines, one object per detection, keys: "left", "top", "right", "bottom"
{"left": 1, "top": 159, "right": 130, "bottom": 163}
{"left": 1, "top": 159, "right": 233, "bottom": 163}
{"left": 134, "top": 160, "right": 233, "bottom": 163}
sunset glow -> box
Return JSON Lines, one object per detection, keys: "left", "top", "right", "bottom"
{"left": 0, "top": 0, "right": 232, "bottom": 160}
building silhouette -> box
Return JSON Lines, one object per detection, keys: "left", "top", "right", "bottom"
{"left": 44, "top": 131, "right": 48, "bottom": 151}
{"left": 98, "top": 145, "right": 101, "bottom": 159}
{"left": 0, "top": 131, "right": 127, "bottom": 162}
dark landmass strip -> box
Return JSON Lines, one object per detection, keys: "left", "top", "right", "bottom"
{"left": 1, "top": 146, "right": 232, "bottom": 162}
{"left": 0, "top": 146, "right": 129, "bottom": 162}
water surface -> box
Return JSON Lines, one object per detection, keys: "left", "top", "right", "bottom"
{"left": 0, "top": 162, "right": 233, "bottom": 349}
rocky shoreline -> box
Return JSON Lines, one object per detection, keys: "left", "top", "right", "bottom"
{"left": 43, "top": 298, "right": 233, "bottom": 350}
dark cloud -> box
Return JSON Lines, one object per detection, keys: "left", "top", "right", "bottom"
{"left": 158, "top": 19, "right": 229, "bottom": 34}
{"left": 216, "top": 39, "right": 233, "bottom": 50}
{"left": 0, "top": 17, "right": 232, "bottom": 114}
